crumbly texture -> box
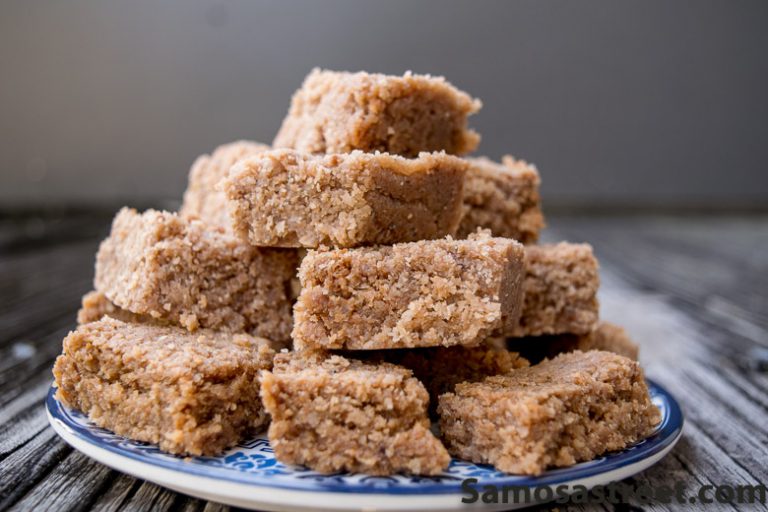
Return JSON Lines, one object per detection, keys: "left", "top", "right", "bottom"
{"left": 510, "top": 243, "right": 600, "bottom": 337}
{"left": 458, "top": 156, "right": 545, "bottom": 243}
{"left": 438, "top": 350, "right": 660, "bottom": 475}
{"left": 273, "top": 69, "right": 481, "bottom": 156}
{"left": 53, "top": 317, "right": 275, "bottom": 456}
{"left": 77, "top": 290, "right": 152, "bottom": 325}
{"left": 180, "top": 140, "right": 269, "bottom": 229}
{"left": 362, "top": 344, "right": 529, "bottom": 414}
{"left": 223, "top": 149, "right": 467, "bottom": 248}
{"left": 583, "top": 322, "right": 639, "bottom": 359}
{"left": 260, "top": 352, "right": 450, "bottom": 476}
{"left": 77, "top": 290, "right": 293, "bottom": 351}
{"left": 293, "top": 235, "right": 526, "bottom": 350}
{"left": 509, "top": 322, "right": 640, "bottom": 363}
{"left": 94, "top": 208, "right": 298, "bottom": 344}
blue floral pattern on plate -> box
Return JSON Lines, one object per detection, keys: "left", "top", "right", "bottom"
{"left": 46, "top": 379, "right": 682, "bottom": 495}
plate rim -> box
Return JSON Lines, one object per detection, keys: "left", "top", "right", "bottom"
{"left": 46, "top": 378, "right": 683, "bottom": 496}
{"left": 47, "top": 410, "right": 682, "bottom": 512}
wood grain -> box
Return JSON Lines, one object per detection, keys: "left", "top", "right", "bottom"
{"left": 1, "top": 211, "right": 766, "bottom": 511}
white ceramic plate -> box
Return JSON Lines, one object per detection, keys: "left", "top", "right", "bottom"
{"left": 47, "top": 380, "right": 683, "bottom": 511}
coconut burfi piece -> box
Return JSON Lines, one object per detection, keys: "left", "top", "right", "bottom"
{"left": 260, "top": 352, "right": 450, "bottom": 476}
{"left": 508, "top": 322, "right": 639, "bottom": 363}
{"left": 438, "top": 350, "right": 660, "bottom": 475}
{"left": 53, "top": 317, "right": 275, "bottom": 456}
{"left": 509, "top": 243, "right": 600, "bottom": 337}
{"left": 223, "top": 149, "right": 467, "bottom": 248}
{"left": 273, "top": 69, "right": 481, "bottom": 157}
{"left": 94, "top": 208, "right": 298, "bottom": 344}
{"left": 180, "top": 140, "right": 269, "bottom": 229}
{"left": 293, "top": 235, "right": 526, "bottom": 350}
{"left": 458, "top": 156, "right": 545, "bottom": 243}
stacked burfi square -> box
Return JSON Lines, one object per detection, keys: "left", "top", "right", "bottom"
{"left": 54, "top": 318, "right": 275, "bottom": 456}
{"left": 53, "top": 68, "right": 659, "bottom": 476}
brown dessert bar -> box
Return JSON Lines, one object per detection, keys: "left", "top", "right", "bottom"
{"left": 458, "top": 156, "right": 545, "bottom": 243}
{"left": 273, "top": 69, "right": 481, "bottom": 156}
{"left": 94, "top": 208, "right": 298, "bottom": 344}
{"left": 508, "top": 322, "right": 639, "bottom": 363}
{"left": 260, "top": 352, "right": 450, "bottom": 476}
{"left": 77, "top": 290, "right": 152, "bottom": 325}
{"left": 293, "top": 235, "right": 526, "bottom": 350}
{"left": 438, "top": 350, "right": 660, "bottom": 475}
{"left": 53, "top": 317, "right": 275, "bottom": 456}
{"left": 511, "top": 243, "right": 600, "bottom": 337}
{"left": 365, "top": 344, "right": 529, "bottom": 413}
{"left": 223, "top": 149, "right": 467, "bottom": 248}
{"left": 180, "top": 140, "right": 269, "bottom": 229}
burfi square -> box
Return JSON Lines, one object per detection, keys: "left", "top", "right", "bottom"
{"left": 273, "top": 69, "right": 481, "bottom": 156}
{"left": 510, "top": 243, "right": 600, "bottom": 337}
{"left": 508, "top": 322, "right": 640, "bottom": 363}
{"left": 94, "top": 208, "right": 298, "bottom": 344}
{"left": 458, "top": 156, "right": 545, "bottom": 243}
{"left": 223, "top": 149, "right": 467, "bottom": 248}
{"left": 293, "top": 235, "right": 526, "bottom": 350}
{"left": 438, "top": 350, "right": 660, "bottom": 475}
{"left": 53, "top": 317, "right": 275, "bottom": 456}
{"left": 260, "top": 352, "right": 450, "bottom": 476}
{"left": 180, "top": 140, "right": 269, "bottom": 229}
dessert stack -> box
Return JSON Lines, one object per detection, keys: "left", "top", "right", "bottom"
{"left": 53, "top": 69, "right": 660, "bottom": 476}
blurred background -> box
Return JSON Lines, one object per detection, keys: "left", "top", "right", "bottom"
{"left": 1, "top": 0, "right": 767, "bottom": 210}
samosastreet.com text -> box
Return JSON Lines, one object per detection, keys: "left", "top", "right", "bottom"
{"left": 460, "top": 478, "right": 767, "bottom": 506}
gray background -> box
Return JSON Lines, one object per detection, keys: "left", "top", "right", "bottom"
{"left": 2, "top": 0, "right": 767, "bottom": 209}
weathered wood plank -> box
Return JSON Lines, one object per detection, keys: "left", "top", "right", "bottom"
{"left": 201, "top": 501, "right": 231, "bottom": 512}
{"left": 0, "top": 211, "right": 112, "bottom": 258}
{"left": 9, "top": 451, "right": 114, "bottom": 512}
{"left": 118, "top": 481, "right": 182, "bottom": 512}
{"left": 0, "top": 377, "right": 51, "bottom": 458}
{"left": 0, "top": 428, "right": 70, "bottom": 509}
{"left": 87, "top": 473, "right": 140, "bottom": 512}
{"left": 0, "top": 323, "right": 74, "bottom": 408}
{"left": 0, "top": 238, "right": 99, "bottom": 302}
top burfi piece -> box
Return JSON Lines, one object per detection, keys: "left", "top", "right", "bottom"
{"left": 273, "top": 69, "right": 481, "bottom": 157}
{"left": 223, "top": 149, "right": 467, "bottom": 248}
{"left": 180, "top": 140, "right": 269, "bottom": 229}
{"left": 458, "top": 156, "right": 545, "bottom": 243}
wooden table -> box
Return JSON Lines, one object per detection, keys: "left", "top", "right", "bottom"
{"left": 1, "top": 210, "right": 766, "bottom": 511}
